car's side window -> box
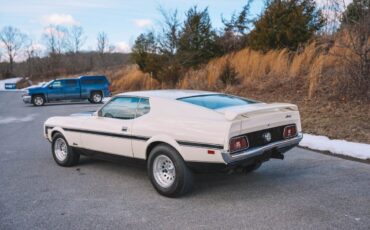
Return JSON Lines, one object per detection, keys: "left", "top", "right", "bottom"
{"left": 65, "top": 79, "right": 78, "bottom": 87}
{"left": 51, "top": 80, "right": 63, "bottom": 88}
{"left": 136, "top": 98, "right": 150, "bottom": 118}
{"left": 100, "top": 97, "right": 140, "bottom": 120}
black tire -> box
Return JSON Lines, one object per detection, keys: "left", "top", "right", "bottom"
{"left": 32, "top": 95, "right": 45, "bottom": 106}
{"left": 90, "top": 91, "right": 102, "bottom": 103}
{"left": 244, "top": 162, "right": 262, "bottom": 174}
{"left": 147, "top": 144, "right": 193, "bottom": 197}
{"left": 51, "top": 133, "right": 80, "bottom": 167}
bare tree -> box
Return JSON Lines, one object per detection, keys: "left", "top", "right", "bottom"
{"left": 25, "top": 39, "right": 41, "bottom": 78}
{"left": 0, "top": 26, "right": 27, "bottom": 74}
{"left": 330, "top": 0, "right": 370, "bottom": 99}
{"left": 320, "top": 0, "right": 345, "bottom": 34}
{"left": 158, "top": 7, "right": 180, "bottom": 56}
{"left": 97, "top": 32, "right": 109, "bottom": 53}
{"left": 68, "top": 26, "right": 86, "bottom": 53}
{"left": 43, "top": 25, "right": 69, "bottom": 55}
{"left": 25, "top": 39, "right": 41, "bottom": 60}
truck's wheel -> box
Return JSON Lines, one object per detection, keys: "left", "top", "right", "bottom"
{"left": 244, "top": 163, "right": 262, "bottom": 174}
{"left": 51, "top": 133, "right": 80, "bottom": 167}
{"left": 32, "top": 95, "right": 45, "bottom": 106}
{"left": 148, "top": 144, "right": 193, "bottom": 197}
{"left": 90, "top": 92, "right": 102, "bottom": 103}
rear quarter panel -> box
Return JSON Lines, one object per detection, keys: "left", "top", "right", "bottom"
{"left": 131, "top": 98, "right": 230, "bottom": 163}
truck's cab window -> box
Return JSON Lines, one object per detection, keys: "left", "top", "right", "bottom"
{"left": 50, "top": 80, "right": 62, "bottom": 88}
{"left": 65, "top": 79, "right": 78, "bottom": 87}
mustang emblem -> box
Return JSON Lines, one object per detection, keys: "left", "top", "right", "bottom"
{"left": 262, "top": 132, "right": 272, "bottom": 143}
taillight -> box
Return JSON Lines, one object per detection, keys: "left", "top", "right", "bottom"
{"left": 283, "top": 125, "right": 297, "bottom": 139}
{"left": 229, "top": 136, "right": 249, "bottom": 153}
{"left": 108, "top": 85, "right": 112, "bottom": 91}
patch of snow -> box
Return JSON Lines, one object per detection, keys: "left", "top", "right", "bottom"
{"left": 300, "top": 133, "right": 370, "bottom": 160}
{"left": 102, "top": 97, "right": 111, "bottom": 103}
{"left": 0, "top": 77, "right": 22, "bottom": 90}
{"left": 0, "top": 114, "right": 37, "bottom": 124}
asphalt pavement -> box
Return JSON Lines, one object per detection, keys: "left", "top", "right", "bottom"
{"left": 0, "top": 91, "right": 369, "bottom": 230}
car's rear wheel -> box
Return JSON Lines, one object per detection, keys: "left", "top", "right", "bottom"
{"left": 52, "top": 133, "right": 80, "bottom": 167}
{"left": 148, "top": 144, "right": 193, "bottom": 197}
{"left": 90, "top": 92, "right": 102, "bottom": 103}
{"left": 32, "top": 95, "right": 45, "bottom": 106}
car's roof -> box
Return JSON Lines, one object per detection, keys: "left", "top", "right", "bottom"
{"left": 78, "top": 75, "right": 106, "bottom": 78}
{"left": 54, "top": 75, "right": 106, "bottom": 80}
{"left": 118, "top": 90, "right": 219, "bottom": 100}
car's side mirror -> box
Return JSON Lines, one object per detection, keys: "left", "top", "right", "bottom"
{"left": 94, "top": 110, "right": 103, "bottom": 117}
{"left": 93, "top": 111, "right": 102, "bottom": 117}
{"left": 48, "top": 85, "right": 53, "bottom": 89}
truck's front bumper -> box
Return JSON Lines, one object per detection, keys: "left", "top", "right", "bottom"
{"left": 221, "top": 133, "right": 303, "bottom": 164}
{"left": 22, "top": 95, "right": 31, "bottom": 103}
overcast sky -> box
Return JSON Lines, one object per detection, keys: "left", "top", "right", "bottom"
{"left": 0, "top": 0, "right": 352, "bottom": 56}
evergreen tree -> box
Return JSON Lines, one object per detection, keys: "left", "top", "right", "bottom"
{"left": 131, "top": 32, "right": 163, "bottom": 80}
{"left": 177, "top": 6, "right": 221, "bottom": 68}
{"left": 219, "top": 0, "right": 253, "bottom": 52}
{"left": 248, "top": 0, "right": 325, "bottom": 51}
{"left": 341, "top": 0, "right": 370, "bottom": 25}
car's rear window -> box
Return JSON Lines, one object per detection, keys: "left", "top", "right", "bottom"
{"left": 81, "top": 77, "right": 107, "bottom": 85}
{"left": 178, "top": 94, "right": 256, "bottom": 110}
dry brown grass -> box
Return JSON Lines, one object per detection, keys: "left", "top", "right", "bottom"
{"left": 110, "top": 41, "right": 369, "bottom": 143}
{"left": 178, "top": 42, "right": 340, "bottom": 99}
{"left": 110, "top": 66, "right": 159, "bottom": 92}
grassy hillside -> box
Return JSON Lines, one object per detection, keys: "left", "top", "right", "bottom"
{"left": 110, "top": 40, "right": 370, "bottom": 143}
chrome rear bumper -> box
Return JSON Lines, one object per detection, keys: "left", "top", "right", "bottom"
{"left": 221, "top": 133, "right": 303, "bottom": 164}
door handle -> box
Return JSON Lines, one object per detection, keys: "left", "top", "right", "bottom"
{"left": 122, "top": 127, "right": 128, "bottom": 132}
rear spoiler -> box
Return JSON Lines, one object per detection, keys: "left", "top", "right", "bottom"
{"left": 222, "top": 103, "right": 298, "bottom": 121}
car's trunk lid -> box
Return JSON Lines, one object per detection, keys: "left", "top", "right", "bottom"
{"left": 216, "top": 103, "right": 301, "bottom": 138}
{"left": 216, "top": 103, "right": 298, "bottom": 121}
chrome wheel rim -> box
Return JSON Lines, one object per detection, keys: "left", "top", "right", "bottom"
{"left": 35, "top": 97, "right": 43, "bottom": 105}
{"left": 153, "top": 155, "right": 176, "bottom": 188}
{"left": 93, "top": 94, "right": 102, "bottom": 103}
{"left": 54, "top": 138, "right": 68, "bottom": 161}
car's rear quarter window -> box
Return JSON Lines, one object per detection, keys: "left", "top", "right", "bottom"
{"left": 178, "top": 94, "right": 256, "bottom": 110}
{"left": 81, "top": 77, "right": 107, "bottom": 85}
{"left": 65, "top": 79, "right": 78, "bottom": 87}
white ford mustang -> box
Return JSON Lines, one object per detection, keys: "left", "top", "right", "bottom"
{"left": 44, "top": 90, "right": 303, "bottom": 197}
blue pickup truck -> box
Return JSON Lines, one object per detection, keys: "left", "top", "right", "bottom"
{"left": 22, "top": 75, "right": 112, "bottom": 106}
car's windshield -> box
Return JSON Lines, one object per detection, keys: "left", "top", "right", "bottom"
{"left": 178, "top": 94, "right": 257, "bottom": 110}
{"left": 44, "top": 80, "right": 54, "bottom": 87}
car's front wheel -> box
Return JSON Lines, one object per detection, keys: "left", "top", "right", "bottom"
{"left": 148, "top": 144, "right": 193, "bottom": 197}
{"left": 32, "top": 95, "right": 45, "bottom": 106}
{"left": 52, "top": 133, "right": 80, "bottom": 167}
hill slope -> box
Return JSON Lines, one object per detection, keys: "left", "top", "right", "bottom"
{"left": 110, "top": 42, "right": 370, "bottom": 143}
